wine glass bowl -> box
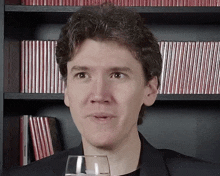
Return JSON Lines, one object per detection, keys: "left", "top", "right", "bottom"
{"left": 65, "top": 155, "right": 110, "bottom": 176}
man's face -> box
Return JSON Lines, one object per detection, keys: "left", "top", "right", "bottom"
{"left": 64, "top": 39, "right": 153, "bottom": 149}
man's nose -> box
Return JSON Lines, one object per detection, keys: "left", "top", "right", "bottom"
{"left": 90, "top": 76, "right": 111, "bottom": 104}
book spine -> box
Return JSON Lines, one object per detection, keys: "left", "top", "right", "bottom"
{"left": 51, "top": 41, "right": 55, "bottom": 93}
{"left": 40, "top": 117, "right": 51, "bottom": 157}
{"left": 29, "top": 116, "right": 40, "bottom": 161}
{"left": 185, "top": 42, "right": 196, "bottom": 94}
{"left": 36, "top": 117, "right": 47, "bottom": 158}
{"left": 32, "top": 41, "right": 36, "bottom": 93}
{"left": 182, "top": 42, "right": 192, "bottom": 94}
{"left": 189, "top": 42, "right": 200, "bottom": 94}
{"left": 28, "top": 41, "right": 32, "bottom": 93}
{"left": 212, "top": 42, "right": 220, "bottom": 94}
{"left": 193, "top": 42, "right": 204, "bottom": 94}
{"left": 43, "top": 41, "right": 47, "bottom": 93}
{"left": 32, "top": 117, "right": 44, "bottom": 160}
{"left": 35, "top": 41, "right": 40, "bottom": 93}
{"left": 174, "top": 42, "right": 184, "bottom": 94}
{"left": 47, "top": 41, "right": 51, "bottom": 93}
{"left": 167, "top": 42, "right": 177, "bottom": 94}
{"left": 170, "top": 41, "right": 181, "bottom": 94}
{"left": 204, "top": 42, "right": 215, "bottom": 94}
{"left": 44, "top": 117, "right": 54, "bottom": 155}
{"left": 54, "top": 41, "right": 59, "bottom": 94}
{"left": 163, "top": 42, "right": 173, "bottom": 94}
{"left": 160, "top": 41, "right": 169, "bottom": 94}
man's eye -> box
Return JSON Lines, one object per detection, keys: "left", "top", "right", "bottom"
{"left": 75, "top": 72, "right": 88, "bottom": 79}
{"left": 111, "top": 72, "right": 125, "bottom": 79}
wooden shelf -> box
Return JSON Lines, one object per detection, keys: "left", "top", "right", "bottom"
{"left": 5, "top": 5, "right": 220, "bottom": 13}
{"left": 4, "top": 93, "right": 220, "bottom": 101}
{"left": 5, "top": 5, "right": 220, "bottom": 26}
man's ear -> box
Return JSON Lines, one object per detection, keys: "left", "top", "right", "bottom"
{"left": 143, "top": 76, "right": 158, "bottom": 106}
{"left": 64, "top": 87, "right": 70, "bottom": 107}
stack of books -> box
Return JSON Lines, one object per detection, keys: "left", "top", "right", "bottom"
{"left": 158, "top": 41, "right": 220, "bottom": 94}
{"left": 19, "top": 40, "right": 220, "bottom": 94}
{"left": 20, "top": 40, "right": 65, "bottom": 93}
{"left": 3, "top": 115, "right": 63, "bottom": 168}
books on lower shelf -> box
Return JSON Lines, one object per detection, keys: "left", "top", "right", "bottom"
{"left": 19, "top": 0, "right": 220, "bottom": 6}
{"left": 3, "top": 115, "right": 63, "bottom": 169}
{"left": 18, "top": 40, "right": 219, "bottom": 95}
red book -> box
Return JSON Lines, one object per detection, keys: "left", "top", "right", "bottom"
{"left": 167, "top": 42, "right": 177, "bottom": 94}
{"left": 170, "top": 42, "right": 181, "bottom": 94}
{"left": 118, "top": 0, "right": 123, "bottom": 6}
{"left": 168, "top": 0, "right": 173, "bottom": 6}
{"left": 179, "top": 42, "right": 189, "bottom": 94}
{"left": 212, "top": 42, "right": 220, "bottom": 94}
{"left": 47, "top": 0, "right": 53, "bottom": 5}
{"left": 185, "top": 42, "right": 196, "bottom": 94}
{"left": 44, "top": 117, "right": 54, "bottom": 155}
{"left": 208, "top": 42, "right": 218, "bottom": 94}
{"left": 204, "top": 42, "right": 215, "bottom": 94}
{"left": 25, "top": 0, "right": 30, "bottom": 5}
{"left": 43, "top": 41, "right": 47, "bottom": 93}
{"left": 29, "top": 116, "right": 39, "bottom": 161}
{"left": 200, "top": 42, "right": 211, "bottom": 94}
{"left": 36, "top": 117, "right": 47, "bottom": 158}
{"left": 39, "top": 41, "right": 43, "bottom": 93}
{"left": 39, "top": 117, "right": 51, "bottom": 157}
{"left": 124, "top": 0, "right": 129, "bottom": 6}
{"left": 181, "top": 42, "right": 192, "bottom": 94}
{"left": 189, "top": 42, "right": 200, "bottom": 94}
{"left": 32, "top": 41, "right": 36, "bottom": 93}
{"left": 159, "top": 41, "right": 168, "bottom": 94}
{"left": 173, "top": 42, "right": 184, "bottom": 94}
{"left": 195, "top": 42, "right": 207, "bottom": 94}
{"left": 163, "top": 42, "right": 173, "bottom": 94}
{"left": 192, "top": 42, "right": 204, "bottom": 94}
{"left": 28, "top": 41, "right": 33, "bottom": 93}
{"left": 32, "top": 117, "right": 44, "bottom": 160}
{"left": 157, "top": 0, "right": 162, "bottom": 6}
{"left": 47, "top": 41, "right": 51, "bottom": 93}
{"left": 162, "top": 41, "right": 171, "bottom": 94}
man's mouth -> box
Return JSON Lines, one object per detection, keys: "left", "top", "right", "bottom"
{"left": 88, "top": 113, "right": 116, "bottom": 123}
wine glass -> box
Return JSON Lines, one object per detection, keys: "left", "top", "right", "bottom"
{"left": 65, "top": 155, "right": 110, "bottom": 176}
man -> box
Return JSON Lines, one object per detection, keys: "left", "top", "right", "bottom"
{"left": 2, "top": 3, "right": 220, "bottom": 176}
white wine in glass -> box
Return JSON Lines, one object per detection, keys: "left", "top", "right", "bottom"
{"left": 65, "top": 155, "right": 110, "bottom": 176}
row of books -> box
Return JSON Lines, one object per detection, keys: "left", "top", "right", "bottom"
{"left": 19, "top": 40, "right": 219, "bottom": 94}
{"left": 20, "top": 40, "right": 65, "bottom": 93}
{"left": 4, "top": 115, "right": 63, "bottom": 168}
{"left": 21, "top": 0, "right": 220, "bottom": 6}
{"left": 158, "top": 41, "right": 220, "bottom": 94}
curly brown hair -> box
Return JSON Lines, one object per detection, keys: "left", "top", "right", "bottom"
{"left": 56, "top": 3, "right": 162, "bottom": 125}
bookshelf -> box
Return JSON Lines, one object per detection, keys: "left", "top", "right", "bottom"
{"left": 0, "top": 0, "right": 4, "bottom": 171}
{"left": 1, "top": 2, "right": 220, "bottom": 171}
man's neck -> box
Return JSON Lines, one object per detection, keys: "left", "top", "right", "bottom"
{"left": 82, "top": 129, "right": 141, "bottom": 176}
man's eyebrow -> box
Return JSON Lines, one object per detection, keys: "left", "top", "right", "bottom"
{"left": 70, "top": 66, "right": 89, "bottom": 72}
{"left": 70, "top": 66, "right": 132, "bottom": 73}
{"left": 109, "top": 67, "right": 133, "bottom": 73}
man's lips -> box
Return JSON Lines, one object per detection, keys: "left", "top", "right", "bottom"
{"left": 87, "top": 112, "right": 116, "bottom": 121}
